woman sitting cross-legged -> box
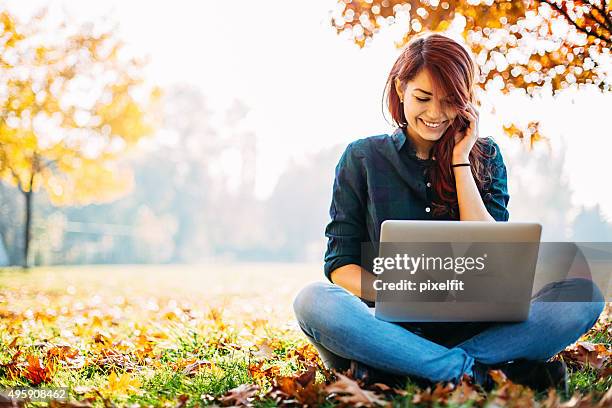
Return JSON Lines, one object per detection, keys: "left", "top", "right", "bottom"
{"left": 292, "top": 32, "right": 605, "bottom": 392}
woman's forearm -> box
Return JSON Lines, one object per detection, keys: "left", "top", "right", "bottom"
{"left": 453, "top": 155, "right": 495, "bottom": 222}
{"left": 330, "top": 264, "right": 377, "bottom": 302}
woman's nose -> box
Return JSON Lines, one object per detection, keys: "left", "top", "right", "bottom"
{"left": 427, "top": 102, "right": 443, "bottom": 119}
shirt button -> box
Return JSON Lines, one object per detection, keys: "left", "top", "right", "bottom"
{"left": 425, "top": 207, "right": 431, "bottom": 213}
{"left": 426, "top": 182, "right": 431, "bottom": 187}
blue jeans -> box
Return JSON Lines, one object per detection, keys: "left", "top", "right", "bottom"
{"left": 292, "top": 278, "right": 605, "bottom": 384}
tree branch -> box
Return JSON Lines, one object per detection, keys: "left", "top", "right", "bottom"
{"left": 587, "top": 0, "right": 612, "bottom": 28}
{"left": 540, "top": 0, "right": 611, "bottom": 44}
{"left": 590, "top": 0, "right": 612, "bottom": 30}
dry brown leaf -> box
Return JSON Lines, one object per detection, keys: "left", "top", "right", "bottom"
{"left": 247, "top": 360, "right": 281, "bottom": 382}
{"left": 559, "top": 392, "right": 598, "bottom": 408}
{"left": 0, "top": 349, "right": 23, "bottom": 380}
{"left": 412, "top": 382, "right": 455, "bottom": 405}
{"left": 491, "top": 380, "right": 536, "bottom": 407}
{"left": 447, "top": 380, "right": 483, "bottom": 405}
{"left": 93, "top": 347, "right": 136, "bottom": 371}
{"left": 325, "top": 372, "right": 389, "bottom": 407}
{"left": 489, "top": 368, "right": 509, "bottom": 386}
{"left": 270, "top": 365, "right": 318, "bottom": 395}
{"left": 596, "top": 386, "right": 612, "bottom": 408}
{"left": 541, "top": 388, "right": 561, "bottom": 408}
{"left": 173, "top": 394, "right": 189, "bottom": 408}
{"left": 23, "top": 354, "right": 56, "bottom": 385}
{"left": 369, "top": 382, "right": 408, "bottom": 397}
{"left": 251, "top": 339, "right": 276, "bottom": 359}
{"left": 47, "top": 345, "right": 85, "bottom": 369}
{"left": 287, "top": 343, "right": 321, "bottom": 366}
{"left": 219, "top": 383, "right": 260, "bottom": 407}
{"left": 181, "top": 359, "right": 212, "bottom": 376}
{"left": 561, "top": 341, "right": 611, "bottom": 370}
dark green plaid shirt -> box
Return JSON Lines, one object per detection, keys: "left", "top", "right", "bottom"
{"left": 323, "top": 127, "right": 510, "bottom": 283}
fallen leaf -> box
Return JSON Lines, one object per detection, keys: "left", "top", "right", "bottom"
{"left": 412, "top": 382, "right": 455, "bottom": 405}
{"left": 596, "top": 386, "right": 612, "bottom": 408}
{"left": 447, "top": 380, "right": 483, "bottom": 405}
{"left": 179, "top": 358, "right": 212, "bottom": 376}
{"left": 104, "top": 370, "right": 142, "bottom": 398}
{"left": 325, "top": 372, "right": 388, "bottom": 407}
{"left": 561, "top": 341, "right": 611, "bottom": 370}
{"left": 173, "top": 394, "right": 189, "bottom": 408}
{"left": 219, "top": 383, "right": 260, "bottom": 407}
{"left": 0, "top": 349, "right": 23, "bottom": 380}
{"left": 23, "top": 354, "right": 56, "bottom": 385}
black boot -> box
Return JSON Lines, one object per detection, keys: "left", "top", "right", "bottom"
{"left": 472, "top": 359, "right": 568, "bottom": 394}
{"left": 348, "top": 359, "right": 409, "bottom": 389}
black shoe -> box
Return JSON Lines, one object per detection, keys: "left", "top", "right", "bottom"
{"left": 472, "top": 359, "right": 568, "bottom": 393}
{"left": 348, "top": 359, "right": 408, "bottom": 389}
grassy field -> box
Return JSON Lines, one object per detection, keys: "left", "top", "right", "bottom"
{"left": 0, "top": 264, "right": 610, "bottom": 407}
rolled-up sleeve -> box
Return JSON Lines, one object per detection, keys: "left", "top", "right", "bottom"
{"left": 323, "top": 142, "right": 368, "bottom": 283}
{"left": 483, "top": 138, "right": 510, "bottom": 222}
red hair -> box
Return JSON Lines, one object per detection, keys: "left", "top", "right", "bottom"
{"left": 383, "top": 32, "right": 494, "bottom": 219}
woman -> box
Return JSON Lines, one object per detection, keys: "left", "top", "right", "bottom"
{"left": 292, "top": 32, "right": 605, "bottom": 391}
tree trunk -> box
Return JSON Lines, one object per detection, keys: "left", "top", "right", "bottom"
{"left": 22, "top": 189, "right": 32, "bottom": 268}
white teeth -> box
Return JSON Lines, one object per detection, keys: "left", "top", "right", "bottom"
{"left": 422, "top": 119, "right": 442, "bottom": 128}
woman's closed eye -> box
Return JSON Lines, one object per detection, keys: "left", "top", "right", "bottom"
{"left": 416, "top": 96, "right": 455, "bottom": 104}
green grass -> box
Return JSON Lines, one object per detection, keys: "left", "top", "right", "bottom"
{"left": 0, "top": 264, "right": 610, "bottom": 407}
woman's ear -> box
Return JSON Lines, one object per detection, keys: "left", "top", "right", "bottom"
{"left": 394, "top": 78, "right": 404, "bottom": 101}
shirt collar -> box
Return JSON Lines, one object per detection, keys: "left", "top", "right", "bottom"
{"left": 391, "top": 126, "right": 407, "bottom": 151}
{"left": 391, "top": 126, "right": 435, "bottom": 164}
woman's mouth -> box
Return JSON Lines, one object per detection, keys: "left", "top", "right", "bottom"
{"left": 420, "top": 118, "right": 446, "bottom": 129}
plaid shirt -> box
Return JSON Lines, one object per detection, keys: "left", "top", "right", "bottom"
{"left": 323, "top": 126, "right": 510, "bottom": 283}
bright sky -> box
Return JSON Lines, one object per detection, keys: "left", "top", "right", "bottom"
{"left": 5, "top": 0, "right": 612, "bottom": 220}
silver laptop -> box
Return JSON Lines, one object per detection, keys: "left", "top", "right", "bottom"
{"left": 371, "top": 220, "right": 542, "bottom": 322}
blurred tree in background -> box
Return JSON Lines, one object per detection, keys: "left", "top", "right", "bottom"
{"left": 331, "top": 0, "right": 611, "bottom": 145}
{"left": 0, "top": 10, "right": 159, "bottom": 266}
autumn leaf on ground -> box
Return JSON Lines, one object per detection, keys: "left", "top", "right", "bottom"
{"left": 489, "top": 368, "right": 509, "bottom": 386}
{"left": 267, "top": 366, "right": 325, "bottom": 407}
{"left": 244, "top": 318, "right": 268, "bottom": 334}
{"left": 561, "top": 341, "right": 611, "bottom": 371}
{"left": 247, "top": 360, "right": 282, "bottom": 383}
{"left": 92, "top": 347, "right": 136, "bottom": 371}
{"left": 369, "top": 382, "right": 408, "bottom": 397}
{"left": 447, "top": 379, "right": 484, "bottom": 405}
{"left": 103, "top": 370, "right": 142, "bottom": 398}
{"left": 218, "top": 383, "right": 260, "bottom": 407}
{"left": 23, "top": 354, "right": 56, "bottom": 385}
{"left": 47, "top": 345, "right": 85, "bottom": 369}
{"left": 251, "top": 338, "right": 277, "bottom": 359}
{"left": 0, "top": 349, "right": 23, "bottom": 380}
{"left": 325, "top": 372, "right": 389, "bottom": 407}
{"left": 596, "top": 386, "right": 612, "bottom": 408}
{"left": 411, "top": 381, "right": 455, "bottom": 405}
{"left": 491, "top": 379, "right": 535, "bottom": 407}
{"left": 180, "top": 359, "right": 214, "bottom": 376}
{"left": 286, "top": 343, "right": 322, "bottom": 367}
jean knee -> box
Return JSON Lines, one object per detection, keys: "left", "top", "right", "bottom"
{"left": 292, "top": 281, "right": 335, "bottom": 326}
{"left": 555, "top": 279, "right": 605, "bottom": 334}
{"left": 571, "top": 278, "right": 605, "bottom": 325}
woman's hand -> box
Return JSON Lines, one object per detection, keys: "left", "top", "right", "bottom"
{"left": 452, "top": 101, "right": 480, "bottom": 164}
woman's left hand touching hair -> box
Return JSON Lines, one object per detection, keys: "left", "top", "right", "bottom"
{"left": 452, "top": 101, "right": 480, "bottom": 164}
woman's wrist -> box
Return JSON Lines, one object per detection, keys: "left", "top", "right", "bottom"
{"left": 452, "top": 154, "right": 470, "bottom": 165}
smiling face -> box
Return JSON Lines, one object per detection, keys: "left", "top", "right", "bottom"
{"left": 394, "top": 69, "right": 458, "bottom": 145}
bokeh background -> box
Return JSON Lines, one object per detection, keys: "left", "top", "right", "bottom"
{"left": 1, "top": 0, "right": 611, "bottom": 268}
